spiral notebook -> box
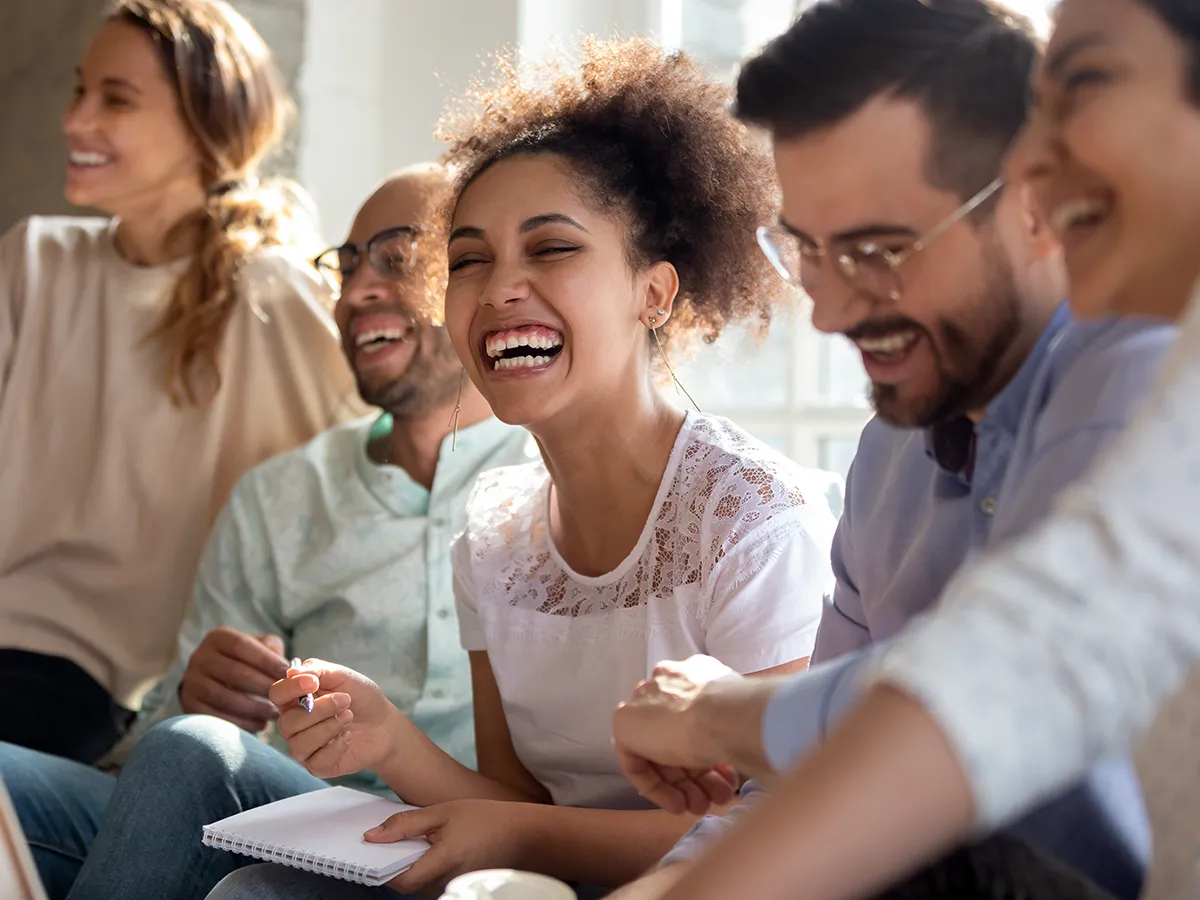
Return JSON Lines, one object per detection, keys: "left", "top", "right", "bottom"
{"left": 202, "top": 787, "right": 430, "bottom": 887}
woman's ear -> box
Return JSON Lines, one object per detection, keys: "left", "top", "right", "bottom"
{"left": 643, "top": 260, "right": 680, "bottom": 327}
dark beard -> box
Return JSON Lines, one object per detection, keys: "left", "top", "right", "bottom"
{"left": 870, "top": 244, "right": 1024, "bottom": 429}
{"left": 356, "top": 326, "right": 461, "bottom": 420}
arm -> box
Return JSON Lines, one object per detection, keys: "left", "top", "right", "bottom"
{"left": 656, "top": 301, "right": 1200, "bottom": 900}
{"left": 132, "top": 479, "right": 286, "bottom": 735}
{"left": 0, "top": 220, "right": 28, "bottom": 402}
{"left": 811, "top": 480, "right": 869, "bottom": 665}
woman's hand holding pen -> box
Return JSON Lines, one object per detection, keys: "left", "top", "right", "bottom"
{"left": 270, "top": 659, "right": 403, "bottom": 779}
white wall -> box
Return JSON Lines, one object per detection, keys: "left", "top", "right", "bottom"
{"left": 298, "top": 0, "right": 519, "bottom": 244}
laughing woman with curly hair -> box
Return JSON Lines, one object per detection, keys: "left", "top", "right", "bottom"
{"left": 210, "top": 38, "right": 837, "bottom": 900}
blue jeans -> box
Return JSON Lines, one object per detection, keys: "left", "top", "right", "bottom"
{"left": 0, "top": 741, "right": 115, "bottom": 900}
{"left": 60, "top": 715, "right": 327, "bottom": 900}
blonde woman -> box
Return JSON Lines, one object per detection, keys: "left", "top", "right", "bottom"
{"left": 0, "top": 0, "right": 356, "bottom": 766}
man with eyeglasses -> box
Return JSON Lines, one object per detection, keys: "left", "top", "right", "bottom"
{"left": 609, "top": 1, "right": 1175, "bottom": 899}
{"left": 0, "top": 164, "right": 533, "bottom": 900}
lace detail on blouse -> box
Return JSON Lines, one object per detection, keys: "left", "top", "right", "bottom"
{"left": 462, "top": 414, "right": 811, "bottom": 619}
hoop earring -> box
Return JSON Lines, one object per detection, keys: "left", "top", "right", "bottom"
{"left": 648, "top": 318, "right": 701, "bottom": 413}
{"left": 448, "top": 369, "right": 465, "bottom": 451}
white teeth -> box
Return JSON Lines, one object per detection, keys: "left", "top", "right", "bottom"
{"left": 355, "top": 328, "right": 405, "bottom": 348}
{"left": 1050, "top": 198, "right": 1108, "bottom": 237}
{"left": 69, "top": 151, "right": 112, "bottom": 167}
{"left": 485, "top": 329, "right": 563, "bottom": 358}
{"left": 855, "top": 331, "right": 919, "bottom": 355}
{"left": 493, "top": 355, "right": 555, "bottom": 370}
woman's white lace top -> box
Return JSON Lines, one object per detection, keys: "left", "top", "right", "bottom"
{"left": 452, "top": 411, "right": 836, "bottom": 809}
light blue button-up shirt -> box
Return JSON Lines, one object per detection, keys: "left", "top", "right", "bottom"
{"left": 139, "top": 414, "right": 536, "bottom": 795}
{"left": 666, "top": 308, "right": 1176, "bottom": 900}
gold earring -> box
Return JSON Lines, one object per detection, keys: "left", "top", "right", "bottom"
{"left": 448, "top": 369, "right": 465, "bottom": 451}
{"left": 648, "top": 319, "right": 701, "bottom": 413}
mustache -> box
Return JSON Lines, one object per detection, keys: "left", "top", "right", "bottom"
{"left": 343, "top": 310, "right": 419, "bottom": 343}
{"left": 842, "top": 317, "right": 927, "bottom": 342}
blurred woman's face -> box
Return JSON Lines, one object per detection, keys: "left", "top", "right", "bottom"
{"left": 1008, "top": 0, "right": 1200, "bottom": 320}
{"left": 62, "top": 21, "right": 202, "bottom": 219}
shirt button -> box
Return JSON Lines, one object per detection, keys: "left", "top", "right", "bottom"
{"left": 430, "top": 517, "right": 447, "bottom": 528}
{"left": 436, "top": 608, "right": 451, "bottom": 619}
{"left": 980, "top": 496, "right": 998, "bottom": 516}
{"left": 430, "top": 688, "right": 445, "bottom": 699}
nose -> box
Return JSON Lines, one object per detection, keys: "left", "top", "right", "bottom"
{"left": 806, "top": 273, "right": 875, "bottom": 336}
{"left": 336, "top": 262, "right": 392, "bottom": 313}
{"left": 477, "top": 256, "right": 531, "bottom": 309}
{"left": 62, "top": 92, "right": 94, "bottom": 138}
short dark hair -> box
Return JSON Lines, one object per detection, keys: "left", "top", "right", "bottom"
{"left": 1138, "top": 0, "right": 1200, "bottom": 100}
{"left": 438, "top": 38, "right": 785, "bottom": 348}
{"left": 734, "top": 0, "right": 1042, "bottom": 202}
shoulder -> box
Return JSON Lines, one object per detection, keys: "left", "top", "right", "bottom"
{"left": 681, "top": 414, "right": 837, "bottom": 545}
{"left": 1028, "top": 315, "right": 1177, "bottom": 446}
{"left": 229, "top": 415, "right": 376, "bottom": 515}
{"left": 2, "top": 216, "right": 113, "bottom": 265}
{"left": 234, "top": 244, "right": 334, "bottom": 318}
{"left": 841, "top": 415, "right": 929, "bottom": 511}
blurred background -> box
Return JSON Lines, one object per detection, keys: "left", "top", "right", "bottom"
{"left": 0, "top": 0, "right": 1051, "bottom": 483}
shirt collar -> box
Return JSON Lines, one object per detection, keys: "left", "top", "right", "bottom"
{"left": 354, "top": 413, "right": 516, "bottom": 516}
{"left": 925, "top": 302, "right": 1072, "bottom": 477}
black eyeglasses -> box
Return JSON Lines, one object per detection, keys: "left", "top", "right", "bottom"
{"left": 312, "top": 226, "right": 420, "bottom": 290}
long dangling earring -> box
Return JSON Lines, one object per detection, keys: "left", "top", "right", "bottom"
{"left": 649, "top": 309, "right": 701, "bottom": 413}
{"left": 448, "top": 369, "right": 465, "bottom": 451}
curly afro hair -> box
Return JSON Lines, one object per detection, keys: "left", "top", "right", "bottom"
{"left": 436, "top": 37, "right": 788, "bottom": 349}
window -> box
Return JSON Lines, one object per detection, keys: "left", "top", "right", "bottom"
{"left": 664, "top": 0, "right": 872, "bottom": 483}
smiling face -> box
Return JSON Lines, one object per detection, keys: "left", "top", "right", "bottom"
{"left": 772, "top": 97, "right": 1036, "bottom": 427}
{"left": 444, "top": 153, "right": 675, "bottom": 429}
{"left": 333, "top": 172, "right": 461, "bottom": 418}
{"left": 62, "top": 20, "right": 203, "bottom": 217}
{"left": 1009, "top": 0, "right": 1200, "bottom": 320}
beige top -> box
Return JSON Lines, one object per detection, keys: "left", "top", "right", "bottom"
{"left": 0, "top": 216, "right": 361, "bottom": 709}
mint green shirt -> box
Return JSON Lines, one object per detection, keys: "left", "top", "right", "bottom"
{"left": 140, "top": 414, "right": 535, "bottom": 795}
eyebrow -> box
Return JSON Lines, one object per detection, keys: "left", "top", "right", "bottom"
{"left": 448, "top": 212, "right": 589, "bottom": 245}
{"left": 1044, "top": 32, "right": 1109, "bottom": 80}
{"left": 74, "top": 68, "right": 142, "bottom": 94}
{"left": 779, "top": 214, "right": 917, "bottom": 245}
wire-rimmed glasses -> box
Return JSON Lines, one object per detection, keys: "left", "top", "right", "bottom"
{"left": 756, "top": 177, "right": 1005, "bottom": 302}
{"left": 312, "top": 225, "right": 420, "bottom": 291}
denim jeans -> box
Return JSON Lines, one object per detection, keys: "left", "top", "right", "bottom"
{"left": 205, "top": 835, "right": 1113, "bottom": 900}
{"left": 55, "top": 714, "right": 328, "bottom": 900}
{"left": 0, "top": 741, "right": 115, "bottom": 900}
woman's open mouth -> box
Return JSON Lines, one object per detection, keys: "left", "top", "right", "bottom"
{"left": 482, "top": 325, "right": 564, "bottom": 373}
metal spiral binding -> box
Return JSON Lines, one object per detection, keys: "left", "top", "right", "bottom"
{"left": 202, "top": 829, "right": 375, "bottom": 883}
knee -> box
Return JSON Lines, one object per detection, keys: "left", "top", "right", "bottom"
{"left": 207, "top": 864, "right": 291, "bottom": 900}
{"left": 126, "top": 715, "right": 251, "bottom": 784}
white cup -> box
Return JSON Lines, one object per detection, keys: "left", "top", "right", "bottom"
{"left": 439, "top": 869, "right": 576, "bottom": 900}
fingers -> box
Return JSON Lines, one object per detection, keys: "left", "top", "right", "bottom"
{"left": 208, "top": 628, "right": 289, "bottom": 681}
{"left": 201, "top": 651, "right": 282, "bottom": 697}
{"left": 616, "top": 746, "right": 689, "bottom": 815}
{"left": 364, "top": 807, "right": 439, "bottom": 843}
{"left": 256, "top": 634, "right": 286, "bottom": 657}
{"left": 180, "top": 672, "right": 279, "bottom": 725}
{"left": 277, "top": 692, "right": 352, "bottom": 757}
{"left": 268, "top": 671, "right": 323, "bottom": 710}
{"left": 385, "top": 842, "right": 447, "bottom": 896}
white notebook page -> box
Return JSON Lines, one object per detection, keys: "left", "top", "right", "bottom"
{"left": 203, "top": 787, "right": 429, "bottom": 884}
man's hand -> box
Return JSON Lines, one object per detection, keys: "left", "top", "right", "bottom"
{"left": 614, "top": 655, "right": 776, "bottom": 815}
{"left": 179, "top": 628, "right": 289, "bottom": 732}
